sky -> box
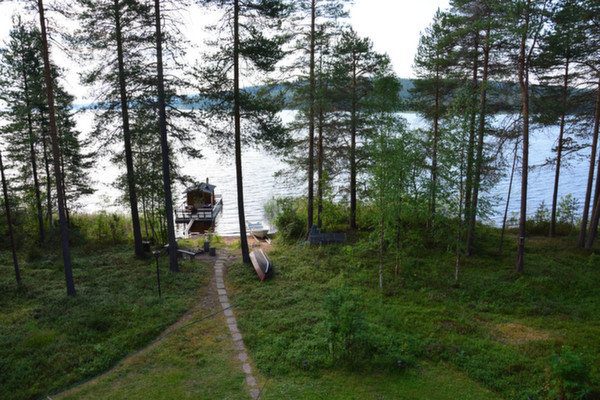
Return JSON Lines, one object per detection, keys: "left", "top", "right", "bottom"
{"left": 0, "top": 0, "right": 450, "bottom": 101}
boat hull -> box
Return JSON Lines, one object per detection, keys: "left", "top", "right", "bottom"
{"left": 250, "top": 250, "right": 272, "bottom": 281}
{"left": 250, "top": 229, "right": 269, "bottom": 239}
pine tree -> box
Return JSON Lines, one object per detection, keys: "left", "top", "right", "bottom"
{"left": 0, "top": 148, "right": 21, "bottom": 286}
{"left": 153, "top": 0, "right": 179, "bottom": 272}
{"left": 412, "top": 10, "right": 457, "bottom": 226}
{"left": 0, "top": 18, "right": 46, "bottom": 244}
{"left": 536, "top": 0, "right": 588, "bottom": 237}
{"left": 288, "top": 0, "right": 351, "bottom": 232}
{"left": 37, "top": 0, "right": 76, "bottom": 296}
{"left": 504, "top": 0, "right": 549, "bottom": 273}
{"left": 1, "top": 17, "right": 93, "bottom": 233}
{"left": 196, "top": 0, "right": 289, "bottom": 263}
{"left": 581, "top": 0, "right": 600, "bottom": 249}
{"left": 328, "top": 29, "right": 392, "bottom": 229}
{"left": 72, "top": 0, "right": 151, "bottom": 258}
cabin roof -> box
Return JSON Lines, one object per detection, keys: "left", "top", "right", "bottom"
{"left": 184, "top": 182, "right": 216, "bottom": 194}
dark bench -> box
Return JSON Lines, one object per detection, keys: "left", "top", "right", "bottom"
{"left": 177, "top": 249, "right": 199, "bottom": 260}
{"left": 162, "top": 244, "right": 202, "bottom": 260}
{"left": 308, "top": 226, "right": 347, "bottom": 245}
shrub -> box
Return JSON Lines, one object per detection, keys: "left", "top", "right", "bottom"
{"left": 325, "top": 287, "right": 370, "bottom": 366}
{"left": 588, "top": 254, "right": 600, "bottom": 269}
{"left": 266, "top": 198, "right": 306, "bottom": 242}
{"left": 549, "top": 346, "right": 591, "bottom": 400}
{"left": 557, "top": 194, "right": 580, "bottom": 226}
{"left": 324, "top": 287, "right": 415, "bottom": 371}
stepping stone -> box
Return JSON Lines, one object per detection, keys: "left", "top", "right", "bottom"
{"left": 216, "top": 282, "right": 225, "bottom": 289}
{"left": 226, "top": 316, "right": 237, "bottom": 325}
{"left": 228, "top": 323, "right": 239, "bottom": 334}
{"left": 246, "top": 375, "right": 257, "bottom": 387}
{"left": 219, "top": 295, "right": 229, "bottom": 303}
{"left": 238, "top": 352, "right": 248, "bottom": 362}
{"left": 217, "top": 289, "right": 227, "bottom": 296}
{"left": 221, "top": 302, "right": 231, "bottom": 310}
{"left": 250, "top": 389, "right": 260, "bottom": 400}
{"left": 224, "top": 309, "right": 234, "bottom": 317}
{"left": 232, "top": 332, "right": 243, "bottom": 342}
{"left": 242, "top": 363, "right": 252, "bottom": 374}
{"left": 234, "top": 340, "right": 245, "bottom": 351}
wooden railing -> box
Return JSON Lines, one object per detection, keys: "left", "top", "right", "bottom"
{"left": 176, "top": 196, "right": 223, "bottom": 222}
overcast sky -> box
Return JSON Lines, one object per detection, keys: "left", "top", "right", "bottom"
{"left": 0, "top": 0, "right": 450, "bottom": 101}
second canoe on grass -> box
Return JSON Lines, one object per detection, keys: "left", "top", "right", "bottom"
{"left": 250, "top": 249, "right": 273, "bottom": 282}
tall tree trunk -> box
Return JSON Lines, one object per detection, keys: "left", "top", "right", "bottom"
{"left": 317, "top": 106, "right": 324, "bottom": 229}
{"left": 455, "top": 133, "right": 467, "bottom": 282}
{"left": 141, "top": 194, "right": 150, "bottom": 238}
{"left": 316, "top": 41, "right": 324, "bottom": 229}
{"left": 500, "top": 140, "right": 519, "bottom": 254}
{"left": 233, "top": 0, "right": 250, "bottom": 263}
{"left": 307, "top": 0, "right": 316, "bottom": 232}
{"left": 60, "top": 152, "right": 70, "bottom": 225}
{"left": 37, "top": 0, "right": 76, "bottom": 296}
{"left": 41, "top": 112, "right": 53, "bottom": 225}
{"left": 464, "top": 34, "right": 480, "bottom": 229}
{"left": 349, "top": 53, "right": 358, "bottom": 229}
{"left": 550, "top": 57, "right": 570, "bottom": 237}
{"left": 0, "top": 150, "right": 21, "bottom": 286}
{"left": 22, "top": 62, "right": 45, "bottom": 243}
{"left": 579, "top": 78, "right": 600, "bottom": 247}
{"left": 430, "top": 65, "right": 441, "bottom": 223}
{"left": 586, "top": 81, "right": 600, "bottom": 249}
{"left": 587, "top": 178, "right": 600, "bottom": 249}
{"left": 467, "top": 28, "right": 488, "bottom": 256}
{"left": 154, "top": 0, "right": 179, "bottom": 272}
{"left": 378, "top": 134, "right": 384, "bottom": 290}
{"left": 516, "top": 1, "right": 531, "bottom": 274}
{"left": 114, "top": 0, "right": 145, "bottom": 258}
{"left": 379, "top": 193, "right": 384, "bottom": 290}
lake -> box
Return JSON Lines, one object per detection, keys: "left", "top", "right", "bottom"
{"left": 75, "top": 111, "right": 593, "bottom": 235}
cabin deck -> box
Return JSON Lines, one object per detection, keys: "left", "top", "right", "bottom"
{"left": 175, "top": 196, "right": 223, "bottom": 224}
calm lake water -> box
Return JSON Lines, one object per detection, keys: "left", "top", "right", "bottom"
{"left": 75, "top": 111, "right": 592, "bottom": 235}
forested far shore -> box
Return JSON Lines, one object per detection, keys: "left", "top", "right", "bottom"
{"left": 68, "top": 79, "right": 597, "bottom": 114}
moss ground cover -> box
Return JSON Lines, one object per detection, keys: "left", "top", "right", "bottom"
{"left": 0, "top": 246, "right": 206, "bottom": 400}
{"left": 226, "top": 231, "right": 599, "bottom": 399}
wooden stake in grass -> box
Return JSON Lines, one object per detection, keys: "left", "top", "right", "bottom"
{"left": 37, "top": 0, "right": 76, "bottom": 296}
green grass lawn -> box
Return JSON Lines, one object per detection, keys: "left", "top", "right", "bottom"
{"left": 0, "top": 245, "right": 207, "bottom": 400}
{"left": 2, "top": 231, "right": 598, "bottom": 400}
{"left": 56, "top": 262, "right": 249, "bottom": 400}
{"left": 226, "top": 232, "right": 600, "bottom": 399}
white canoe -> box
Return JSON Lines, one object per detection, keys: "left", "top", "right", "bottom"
{"left": 247, "top": 222, "right": 269, "bottom": 239}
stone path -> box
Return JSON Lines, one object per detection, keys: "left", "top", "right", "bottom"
{"left": 214, "top": 256, "right": 260, "bottom": 400}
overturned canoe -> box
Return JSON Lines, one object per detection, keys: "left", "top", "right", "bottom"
{"left": 249, "top": 249, "right": 273, "bottom": 282}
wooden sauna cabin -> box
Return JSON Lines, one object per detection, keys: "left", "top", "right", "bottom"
{"left": 175, "top": 179, "right": 223, "bottom": 236}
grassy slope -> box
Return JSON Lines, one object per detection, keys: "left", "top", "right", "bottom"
{"left": 56, "top": 260, "right": 249, "bottom": 400}
{"left": 226, "top": 232, "right": 600, "bottom": 399}
{"left": 0, "top": 246, "right": 208, "bottom": 400}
